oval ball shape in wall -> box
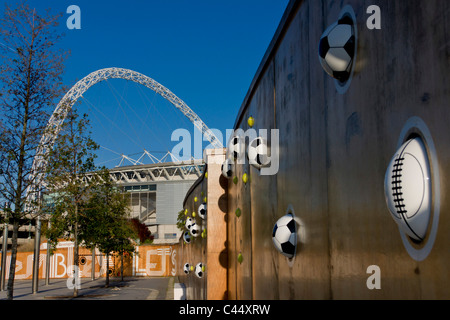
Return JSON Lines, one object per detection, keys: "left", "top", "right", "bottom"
{"left": 272, "top": 213, "right": 297, "bottom": 259}
{"left": 195, "top": 262, "right": 205, "bottom": 278}
{"left": 318, "top": 17, "right": 355, "bottom": 82}
{"left": 318, "top": 5, "right": 357, "bottom": 94}
{"left": 198, "top": 203, "right": 207, "bottom": 220}
{"left": 247, "top": 137, "right": 271, "bottom": 169}
{"left": 183, "top": 230, "right": 191, "bottom": 244}
{"left": 384, "top": 137, "right": 431, "bottom": 241}
{"left": 183, "top": 263, "right": 190, "bottom": 274}
{"left": 190, "top": 223, "right": 201, "bottom": 237}
{"left": 185, "top": 217, "right": 194, "bottom": 230}
{"left": 227, "top": 134, "right": 244, "bottom": 161}
{"left": 221, "top": 158, "right": 234, "bottom": 178}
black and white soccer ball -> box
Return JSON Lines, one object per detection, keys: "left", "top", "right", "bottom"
{"left": 247, "top": 137, "right": 270, "bottom": 169}
{"left": 272, "top": 213, "right": 297, "bottom": 259}
{"left": 185, "top": 217, "right": 194, "bottom": 230}
{"left": 183, "top": 230, "right": 191, "bottom": 244}
{"left": 198, "top": 203, "right": 207, "bottom": 220}
{"left": 318, "top": 16, "right": 355, "bottom": 82}
{"left": 227, "top": 135, "right": 244, "bottom": 160}
{"left": 183, "top": 263, "right": 190, "bottom": 274}
{"left": 194, "top": 262, "right": 205, "bottom": 278}
{"left": 221, "top": 158, "right": 235, "bottom": 178}
{"left": 190, "top": 223, "right": 201, "bottom": 237}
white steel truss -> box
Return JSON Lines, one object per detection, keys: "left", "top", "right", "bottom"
{"left": 116, "top": 150, "right": 180, "bottom": 167}
{"left": 85, "top": 161, "right": 204, "bottom": 184}
{"left": 28, "top": 67, "right": 221, "bottom": 203}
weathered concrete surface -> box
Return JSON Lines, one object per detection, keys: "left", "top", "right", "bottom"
{"left": 180, "top": 0, "right": 449, "bottom": 300}
{"left": 228, "top": 0, "right": 450, "bottom": 299}
{"left": 179, "top": 149, "right": 228, "bottom": 300}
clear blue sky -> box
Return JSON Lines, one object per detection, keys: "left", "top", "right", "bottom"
{"left": 2, "top": 0, "right": 289, "bottom": 167}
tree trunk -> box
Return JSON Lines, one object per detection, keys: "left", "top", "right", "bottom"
{"left": 73, "top": 203, "right": 79, "bottom": 297}
{"left": 6, "top": 220, "right": 19, "bottom": 300}
{"left": 6, "top": 31, "right": 32, "bottom": 300}
{"left": 120, "top": 250, "right": 124, "bottom": 282}
{"left": 105, "top": 253, "right": 110, "bottom": 288}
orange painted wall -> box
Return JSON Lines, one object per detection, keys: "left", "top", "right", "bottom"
{"left": 4, "top": 242, "right": 178, "bottom": 280}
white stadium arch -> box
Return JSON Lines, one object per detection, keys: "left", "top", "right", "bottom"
{"left": 28, "top": 67, "right": 222, "bottom": 204}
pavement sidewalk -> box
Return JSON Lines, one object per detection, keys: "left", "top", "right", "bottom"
{"left": 0, "top": 276, "right": 175, "bottom": 300}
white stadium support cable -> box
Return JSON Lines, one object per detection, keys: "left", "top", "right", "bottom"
{"left": 27, "top": 67, "right": 221, "bottom": 205}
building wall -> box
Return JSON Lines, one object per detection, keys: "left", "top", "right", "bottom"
{"left": 150, "top": 224, "right": 182, "bottom": 244}
{"left": 2, "top": 242, "right": 178, "bottom": 280}
{"left": 156, "top": 181, "right": 194, "bottom": 225}
{"left": 124, "top": 179, "right": 196, "bottom": 243}
{"left": 178, "top": 149, "right": 228, "bottom": 300}
{"left": 179, "top": 177, "right": 207, "bottom": 300}
{"left": 226, "top": 0, "right": 450, "bottom": 300}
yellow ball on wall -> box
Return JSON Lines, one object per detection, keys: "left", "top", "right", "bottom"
{"left": 248, "top": 116, "right": 255, "bottom": 128}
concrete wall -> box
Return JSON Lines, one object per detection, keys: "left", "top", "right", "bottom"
{"left": 177, "top": 0, "right": 449, "bottom": 300}
{"left": 226, "top": 0, "right": 450, "bottom": 300}
{"left": 179, "top": 149, "right": 227, "bottom": 300}
{"left": 179, "top": 174, "right": 207, "bottom": 299}
{"left": 3, "top": 242, "right": 178, "bottom": 279}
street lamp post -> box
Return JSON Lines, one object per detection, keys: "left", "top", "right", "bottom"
{"left": 1, "top": 222, "right": 7, "bottom": 291}
{"left": 32, "top": 215, "right": 41, "bottom": 294}
{"left": 1, "top": 202, "right": 10, "bottom": 291}
{"left": 91, "top": 246, "right": 95, "bottom": 281}
{"left": 45, "top": 220, "right": 51, "bottom": 286}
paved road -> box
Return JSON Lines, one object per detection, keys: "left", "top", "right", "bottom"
{"left": 0, "top": 276, "right": 175, "bottom": 300}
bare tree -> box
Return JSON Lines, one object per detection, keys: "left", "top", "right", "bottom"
{"left": 0, "top": 2, "right": 68, "bottom": 300}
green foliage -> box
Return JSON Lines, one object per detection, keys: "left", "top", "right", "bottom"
{"left": 43, "top": 107, "right": 139, "bottom": 265}
{"left": 43, "top": 106, "right": 100, "bottom": 252}
{"left": 80, "top": 168, "right": 137, "bottom": 256}
{"left": 130, "top": 218, "right": 153, "bottom": 244}
{"left": 177, "top": 209, "right": 186, "bottom": 232}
